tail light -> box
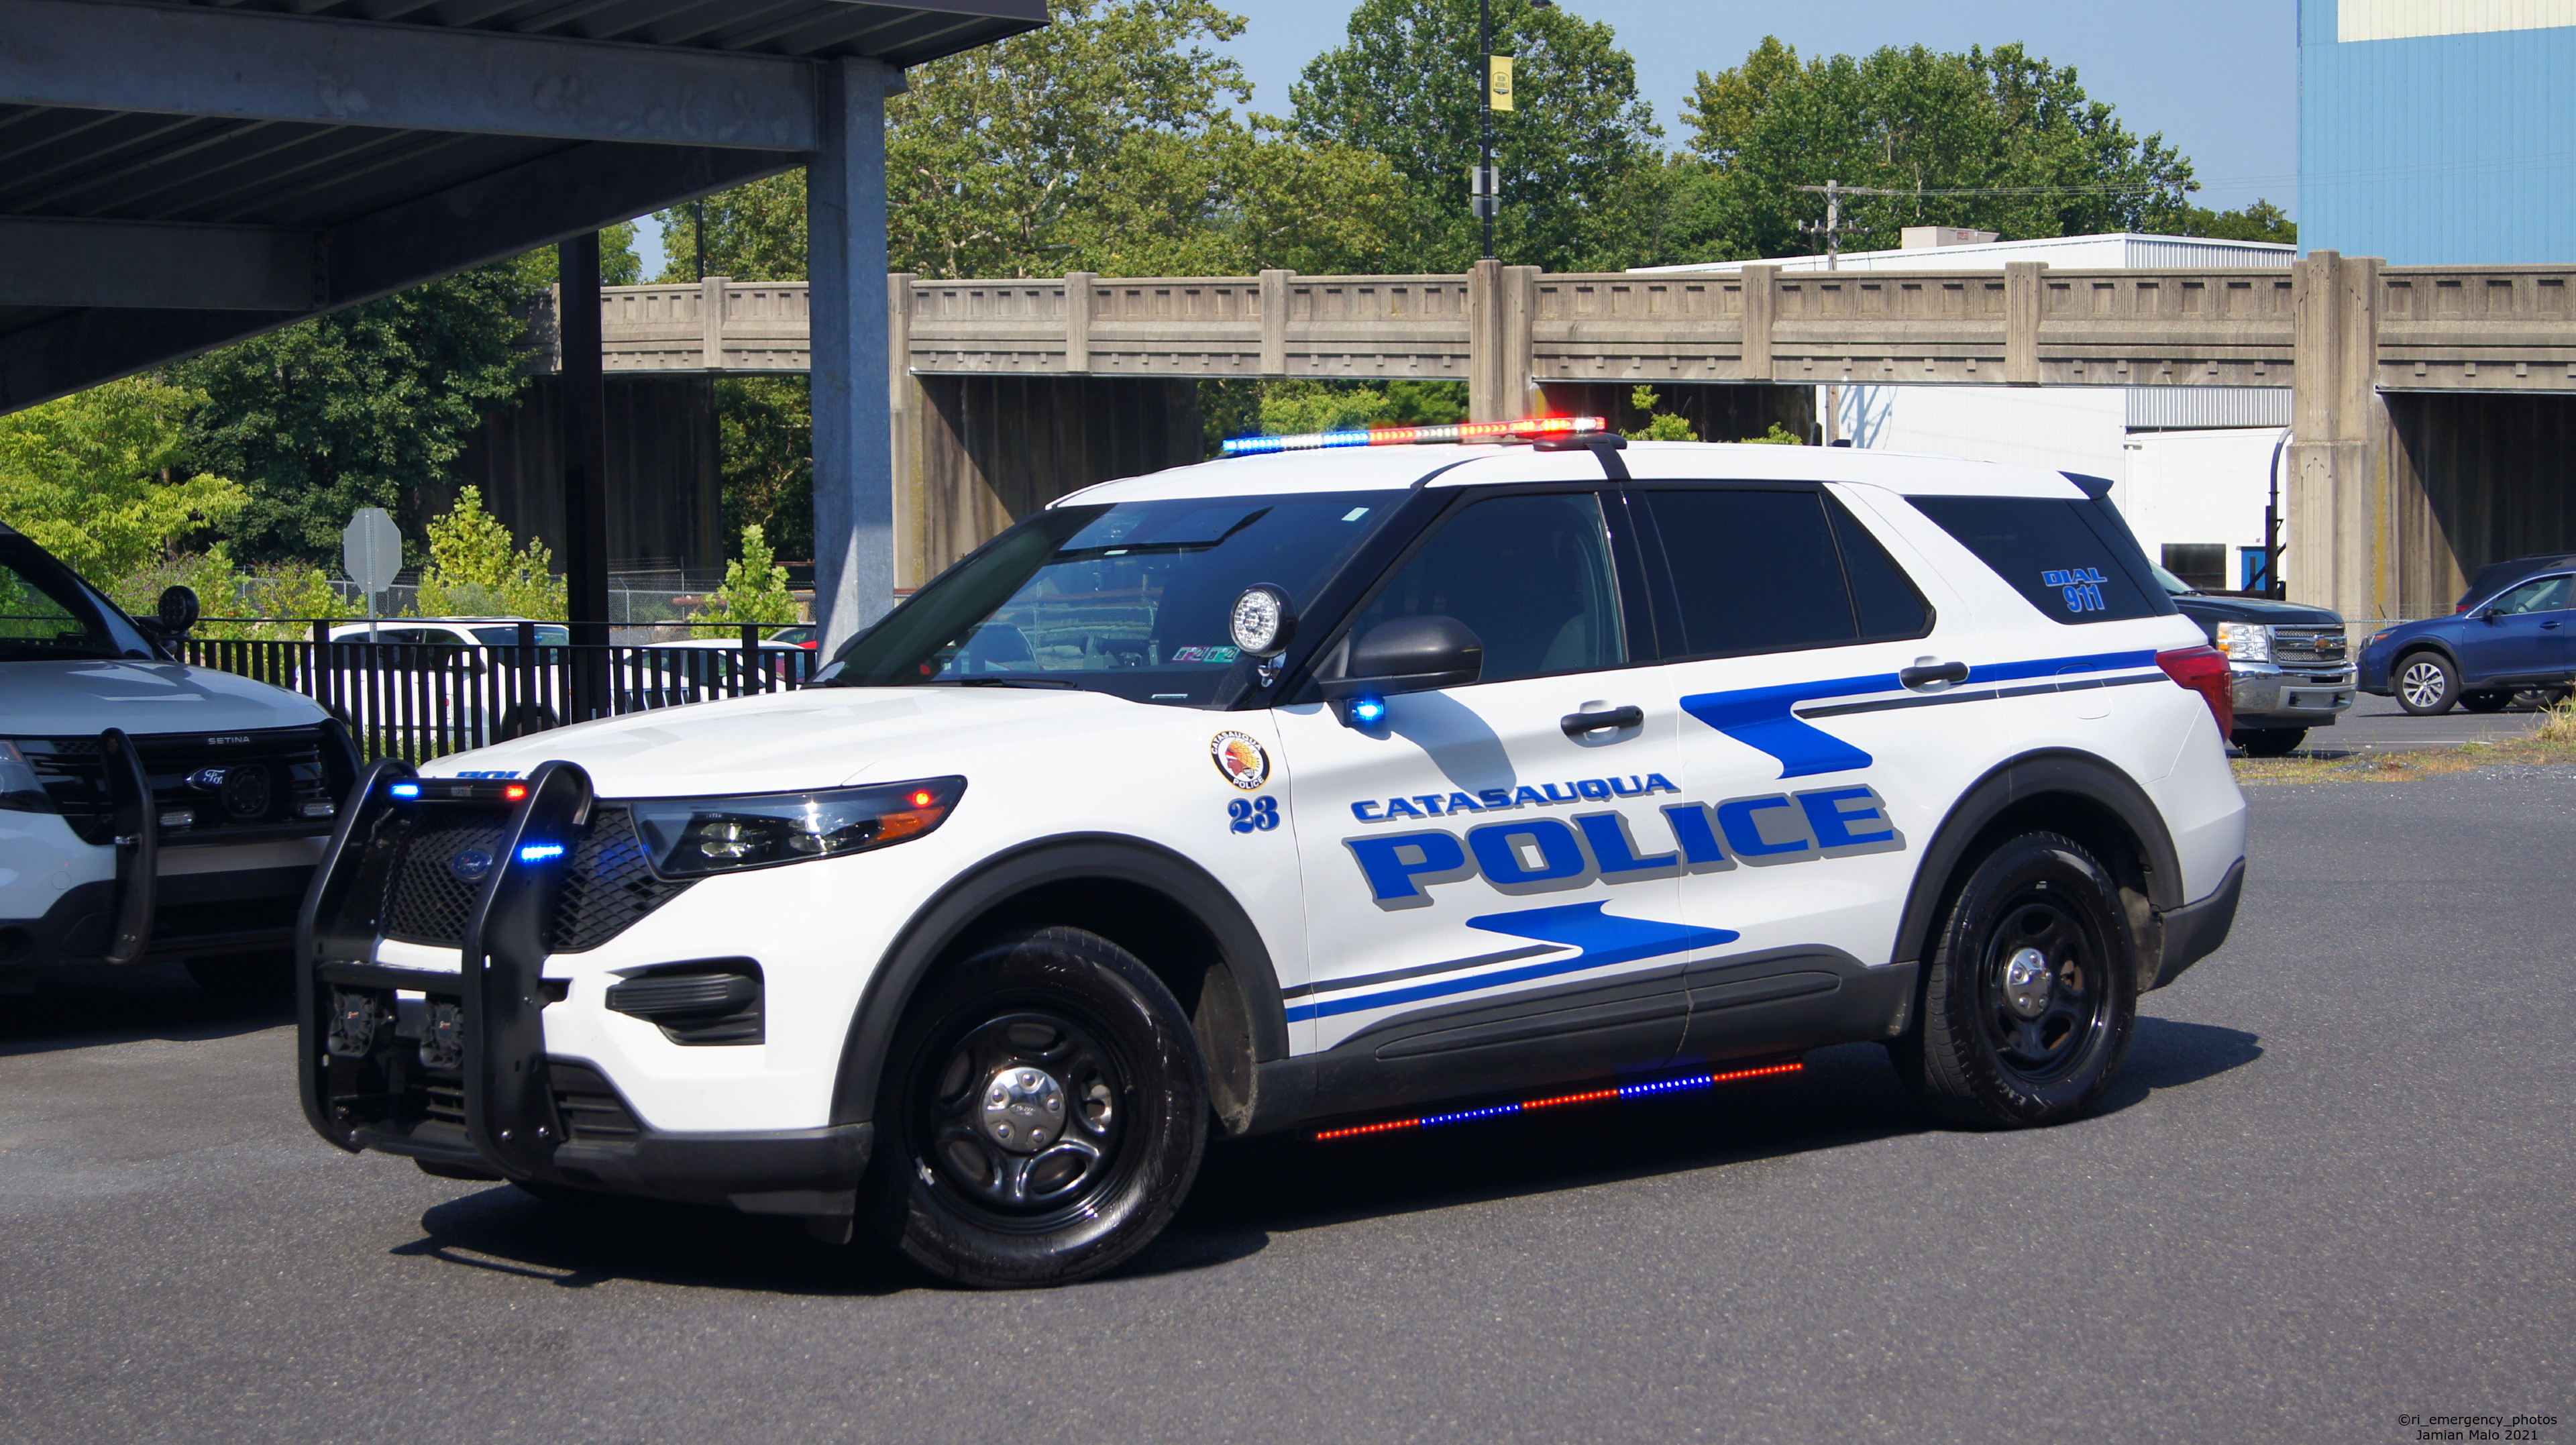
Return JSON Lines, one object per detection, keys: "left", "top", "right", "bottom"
{"left": 2159, "top": 645, "right": 2233, "bottom": 739}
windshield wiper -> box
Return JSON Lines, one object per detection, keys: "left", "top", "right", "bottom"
{"left": 950, "top": 676, "right": 1081, "bottom": 689}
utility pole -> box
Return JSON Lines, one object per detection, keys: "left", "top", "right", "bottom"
{"left": 1798, "top": 180, "right": 1851, "bottom": 445}
{"left": 1474, "top": 0, "right": 1552, "bottom": 261}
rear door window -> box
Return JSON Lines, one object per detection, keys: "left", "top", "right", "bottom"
{"left": 1633, "top": 488, "right": 1931, "bottom": 659}
{"left": 1906, "top": 494, "right": 2174, "bottom": 625}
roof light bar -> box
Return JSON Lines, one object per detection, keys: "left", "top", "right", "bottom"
{"left": 1221, "top": 415, "right": 1605, "bottom": 457}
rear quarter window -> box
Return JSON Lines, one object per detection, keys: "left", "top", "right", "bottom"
{"left": 1907, "top": 495, "right": 2176, "bottom": 625}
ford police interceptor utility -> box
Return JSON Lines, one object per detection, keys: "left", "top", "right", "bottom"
{"left": 294, "top": 421, "right": 2247, "bottom": 1288}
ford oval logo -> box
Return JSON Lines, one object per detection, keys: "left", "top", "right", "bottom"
{"left": 449, "top": 848, "right": 494, "bottom": 884}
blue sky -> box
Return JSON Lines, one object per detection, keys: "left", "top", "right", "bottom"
{"left": 637, "top": 1, "right": 2299, "bottom": 274}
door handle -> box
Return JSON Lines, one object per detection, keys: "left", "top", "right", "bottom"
{"left": 2544, "top": 621, "right": 2563, "bottom": 629}
{"left": 1560, "top": 704, "right": 1644, "bottom": 737}
{"left": 1900, "top": 659, "right": 1971, "bottom": 690}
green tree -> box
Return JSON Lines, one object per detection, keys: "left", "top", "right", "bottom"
{"left": 0, "top": 377, "right": 245, "bottom": 581}
{"left": 1672, "top": 38, "right": 2196, "bottom": 262}
{"left": 713, "top": 377, "right": 814, "bottom": 563}
{"left": 655, "top": 1, "right": 1404, "bottom": 281}
{"left": 176, "top": 264, "right": 539, "bottom": 567}
{"left": 1287, "top": 0, "right": 1663, "bottom": 272}
{"left": 1622, "top": 386, "right": 1699, "bottom": 441}
{"left": 413, "top": 486, "right": 567, "bottom": 620}
{"left": 109, "top": 551, "right": 356, "bottom": 641}
{"left": 692, "top": 523, "right": 802, "bottom": 637}
{"left": 2175, "top": 198, "right": 2297, "bottom": 245}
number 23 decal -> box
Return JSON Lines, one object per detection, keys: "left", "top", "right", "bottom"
{"left": 1228, "top": 796, "right": 1281, "bottom": 833}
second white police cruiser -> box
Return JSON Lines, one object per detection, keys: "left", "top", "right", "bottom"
{"left": 296, "top": 420, "right": 2247, "bottom": 1287}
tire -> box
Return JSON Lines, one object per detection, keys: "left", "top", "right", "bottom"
{"left": 2234, "top": 728, "right": 2306, "bottom": 757}
{"left": 2461, "top": 690, "right": 2512, "bottom": 714}
{"left": 1890, "top": 833, "right": 2138, "bottom": 1129}
{"left": 186, "top": 951, "right": 294, "bottom": 998}
{"left": 2394, "top": 652, "right": 2459, "bottom": 715}
{"left": 863, "top": 926, "right": 1207, "bottom": 1289}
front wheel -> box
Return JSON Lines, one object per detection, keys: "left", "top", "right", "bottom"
{"left": 2396, "top": 653, "right": 2458, "bottom": 714}
{"left": 2234, "top": 728, "right": 2306, "bottom": 757}
{"left": 1891, "top": 833, "right": 2138, "bottom": 1129}
{"left": 863, "top": 926, "right": 1207, "bottom": 1289}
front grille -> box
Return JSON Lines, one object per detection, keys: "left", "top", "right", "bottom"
{"left": 382, "top": 812, "right": 507, "bottom": 946}
{"left": 19, "top": 727, "right": 340, "bottom": 845}
{"left": 2272, "top": 626, "right": 2348, "bottom": 665}
{"left": 377, "top": 805, "right": 690, "bottom": 953}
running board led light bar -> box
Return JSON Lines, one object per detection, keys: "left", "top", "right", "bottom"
{"left": 1221, "top": 415, "right": 1605, "bottom": 457}
{"left": 1313, "top": 1059, "right": 1804, "bottom": 1142}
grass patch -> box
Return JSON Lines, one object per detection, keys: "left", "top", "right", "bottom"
{"left": 2232, "top": 696, "right": 2576, "bottom": 784}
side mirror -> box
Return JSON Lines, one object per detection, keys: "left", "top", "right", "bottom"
{"left": 2481, "top": 606, "right": 2504, "bottom": 623}
{"left": 156, "top": 585, "right": 201, "bottom": 636}
{"left": 1322, "top": 615, "right": 1485, "bottom": 702}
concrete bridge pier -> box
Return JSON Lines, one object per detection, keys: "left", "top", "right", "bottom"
{"left": 2290, "top": 250, "right": 2393, "bottom": 621}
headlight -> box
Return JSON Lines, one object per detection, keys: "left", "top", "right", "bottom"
{"left": 2367, "top": 629, "right": 2396, "bottom": 648}
{"left": 629, "top": 777, "right": 965, "bottom": 878}
{"left": 2215, "top": 622, "right": 2272, "bottom": 664}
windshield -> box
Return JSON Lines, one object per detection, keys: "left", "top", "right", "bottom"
{"left": 0, "top": 533, "right": 150, "bottom": 663}
{"left": 2151, "top": 564, "right": 2199, "bottom": 596}
{"left": 820, "top": 490, "right": 1395, "bottom": 705}
{"left": 467, "top": 624, "right": 571, "bottom": 648}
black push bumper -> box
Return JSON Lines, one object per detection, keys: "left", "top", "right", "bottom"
{"left": 2151, "top": 857, "right": 2244, "bottom": 989}
{"left": 295, "top": 759, "right": 869, "bottom": 1222}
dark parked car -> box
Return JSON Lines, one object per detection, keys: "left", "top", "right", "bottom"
{"left": 2154, "top": 566, "right": 2354, "bottom": 755}
{"left": 2457, "top": 553, "right": 2576, "bottom": 615}
{"left": 2360, "top": 559, "right": 2576, "bottom": 714}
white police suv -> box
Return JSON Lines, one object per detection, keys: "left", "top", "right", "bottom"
{"left": 297, "top": 422, "right": 2247, "bottom": 1288}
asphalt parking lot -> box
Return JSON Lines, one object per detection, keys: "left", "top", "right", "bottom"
{"left": 3, "top": 777, "right": 2569, "bottom": 1444}
{"left": 2287, "top": 695, "right": 2548, "bottom": 752}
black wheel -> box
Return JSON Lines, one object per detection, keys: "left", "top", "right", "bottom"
{"left": 186, "top": 951, "right": 294, "bottom": 998}
{"left": 1891, "top": 833, "right": 2138, "bottom": 1129}
{"left": 2395, "top": 652, "right": 2458, "bottom": 714}
{"left": 863, "top": 926, "right": 1206, "bottom": 1289}
{"left": 2233, "top": 728, "right": 2306, "bottom": 757}
{"left": 2461, "top": 690, "right": 2512, "bottom": 714}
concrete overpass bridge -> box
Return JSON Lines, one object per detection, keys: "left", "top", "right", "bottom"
{"left": 564, "top": 256, "right": 2576, "bottom": 622}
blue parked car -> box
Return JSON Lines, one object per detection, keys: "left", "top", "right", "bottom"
{"left": 2359, "top": 556, "right": 2576, "bottom": 714}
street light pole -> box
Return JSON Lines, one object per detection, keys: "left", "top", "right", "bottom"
{"left": 1475, "top": 0, "right": 1551, "bottom": 262}
{"left": 1478, "top": 0, "right": 1495, "bottom": 260}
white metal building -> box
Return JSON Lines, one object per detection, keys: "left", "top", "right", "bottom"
{"left": 1634, "top": 233, "right": 2300, "bottom": 590}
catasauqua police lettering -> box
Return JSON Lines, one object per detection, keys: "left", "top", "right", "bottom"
{"left": 1344, "top": 782, "right": 1903, "bottom": 906}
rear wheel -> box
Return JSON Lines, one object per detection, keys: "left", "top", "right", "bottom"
{"left": 2395, "top": 653, "right": 2458, "bottom": 715}
{"left": 863, "top": 926, "right": 1207, "bottom": 1289}
{"left": 2461, "top": 690, "right": 2512, "bottom": 714}
{"left": 1892, "top": 833, "right": 2138, "bottom": 1129}
{"left": 2234, "top": 728, "right": 2306, "bottom": 757}
{"left": 186, "top": 951, "right": 294, "bottom": 998}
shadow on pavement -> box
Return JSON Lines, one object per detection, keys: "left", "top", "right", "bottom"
{"left": 384, "top": 1013, "right": 2261, "bottom": 1298}
{"left": 0, "top": 962, "right": 290, "bottom": 1057}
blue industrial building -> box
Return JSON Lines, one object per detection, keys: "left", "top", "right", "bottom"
{"left": 2301, "top": 1, "right": 2576, "bottom": 263}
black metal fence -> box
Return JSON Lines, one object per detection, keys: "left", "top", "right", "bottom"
{"left": 178, "top": 621, "right": 819, "bottom": 762}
